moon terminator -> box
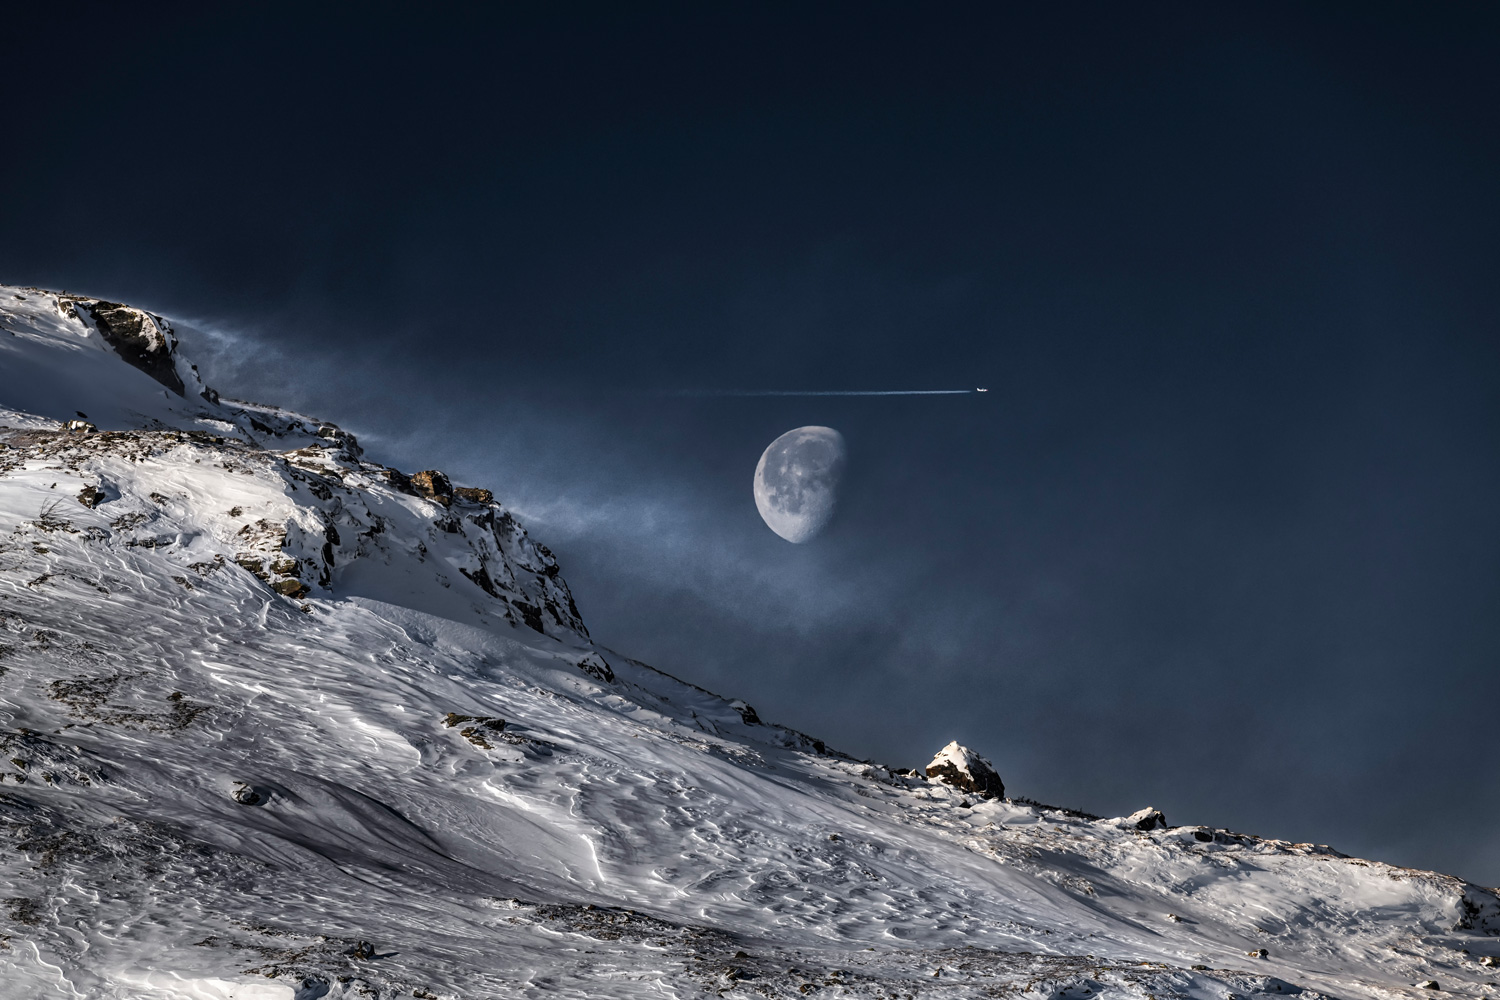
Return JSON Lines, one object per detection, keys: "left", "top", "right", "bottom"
{"left": 753, "top": 426, "right": 847, "bottom": 543}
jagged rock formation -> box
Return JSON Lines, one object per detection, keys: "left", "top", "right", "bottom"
{"left": 79, "top": 298, "right": 187, "bottom": 396}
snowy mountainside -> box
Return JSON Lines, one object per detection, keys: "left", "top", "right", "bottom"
{"left": 0, "top": 285, "right": 356, "bottom": 454}
{"left": 1, "top": 283, "right": 1498, "bottom": 1000}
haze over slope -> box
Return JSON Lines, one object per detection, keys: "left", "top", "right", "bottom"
{"left": 1, "top": 285, "right": 1496, "bottom": 999}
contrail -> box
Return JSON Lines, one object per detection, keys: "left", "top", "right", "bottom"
{"left": 674, "top": 388, "right": 978, "bottom": 397}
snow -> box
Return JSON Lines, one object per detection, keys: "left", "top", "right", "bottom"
{"left": 2, "top": 283, "right": 1498, "bottom": 999}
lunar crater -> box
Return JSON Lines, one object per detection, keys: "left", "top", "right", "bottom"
{"left": 753, "top": 425, "right": 846, "bottom": 543}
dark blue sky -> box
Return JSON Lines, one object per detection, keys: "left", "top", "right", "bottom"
{"left": 6, "top": 3, "right": 1499, "bottom": 883}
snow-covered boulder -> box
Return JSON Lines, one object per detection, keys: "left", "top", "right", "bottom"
{"left": 924, "top": 740, "right": 1004, "bottom": 799}
{"left": 1124, "top": 806, "right": 1169, "bottom": 831}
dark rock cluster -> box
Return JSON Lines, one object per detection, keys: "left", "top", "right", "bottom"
{"left": 443, "top": 713, "right": 506, "bottom": 749}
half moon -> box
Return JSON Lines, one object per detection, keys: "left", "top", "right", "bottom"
{"left": 753, "top": 426, "right": 847, "bottom": 543}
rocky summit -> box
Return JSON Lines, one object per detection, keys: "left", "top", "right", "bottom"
{"left": 1, "top": 283, "right": 1498, "bottom": 999}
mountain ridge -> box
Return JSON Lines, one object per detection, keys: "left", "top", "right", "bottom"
{"left": 1, "top": 283, "right": 1497, "bottom": 1000}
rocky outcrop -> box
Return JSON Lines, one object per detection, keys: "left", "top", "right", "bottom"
{"left": 231, "top": 518, "right": 310, "bottom": 599}
{"left": 453, "top": 486, "right": 493, "bottom": 504}
{"left": 443, "top": 713, "right": 506, "bottom": 749}
{"left": 409, "top": 470, "right": 453, "bottom": 505}
{"left": 393, "top": 471, "right": 494, "bottom": 509}
{"left": 82, "top": 300, "right": 185, "bottom": 396}
{"left": 577, "top": 653, "right": 615, "bottom": 683}
{"left": 1125, "top": 806, "right": 1169, "bottom": 831}
{"left": 925, "top": 741, "right": 1004, "bottom": 799}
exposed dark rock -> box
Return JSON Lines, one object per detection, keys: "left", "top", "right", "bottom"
{"left": 232, "top": 782, "right": 267, "bottom": 806}
{"left": 924, "top": 741, "right": 1004, "bottom": 799}
{"left": 1126, "top": 806, "right": 1169, "bottom": 831}
{"left": 46, "top": 672, "right": 208, "bottom": 731}
{"left": 459, "top": 565, "right": 501, "bottom": 598}
{"left": 453, "top": 486, "right": 493, "bottom": 504}
{"left": 578, "top": 653, "right": 615, "bottom": 683}
{"left": 511, "top": 600, "right": 545, "bottom": 633}
{"left": 311, "top": 422, "right": 362, "bottom": 460}
{"left": 65, "top": 420, "right": 97, "bottom": 434}
{"left": 4, "top": 897, "right": 44, "bottom": 926}
{"left": 232, "top": 521, "right": 308, "bottom": 597}
{"left": 730, "top": 699, "right": 761, "bottom": 725}
{"left": 76, "top": 485, "right": 105, "bottom": 509}
{"left": 443, "top": 713, "right": 507, "bottom": 749}
{"left": 85, "top": 301, "right": 185, "bottom": 395}
{"left": 271, "top": 579, "right": 310, "bottom": 599}
{"left": 409, "top": 470, "right": 452, "bottom": 505}
{"left": 444, "top": 712, "right": 502, "bottom": 729}
{"left": 0, "top": 728, "right": 106, "bottom": 786}
{"left": 234, "top": 556, "right": 268, "bottom": 581}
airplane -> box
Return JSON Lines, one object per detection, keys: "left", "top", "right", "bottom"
{"left": 975, "top": 387, "right": 988, "bottom": 392}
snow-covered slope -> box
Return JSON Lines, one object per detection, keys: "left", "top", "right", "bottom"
{"left": 1, "top": 284, "right": 1497, "bottom": 1000}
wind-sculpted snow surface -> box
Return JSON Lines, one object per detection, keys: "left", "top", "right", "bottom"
{"left": 1, "top": 286, "right": 1498, "bottom": 999}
